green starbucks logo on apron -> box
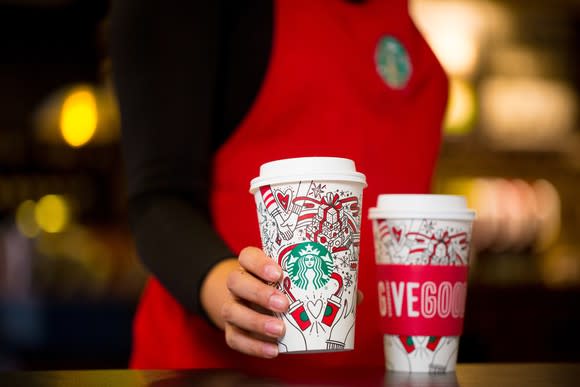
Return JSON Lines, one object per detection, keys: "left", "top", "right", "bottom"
{"left": 286, "top": 242, "right": 334, "bottom": 290}
{"left": 375, "top": 35, "right": 412, "bottom": 89}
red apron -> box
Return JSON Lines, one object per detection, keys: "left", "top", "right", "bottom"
{"left": 131, "top": 0, "right": 447, "bottom": 372}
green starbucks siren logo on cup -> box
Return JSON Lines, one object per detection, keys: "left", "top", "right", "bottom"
{"left": 375, "top": 35, "right": 412, "bottom": 89}
{"left": 286, "top": 242, "right": 334, "bottom": 290}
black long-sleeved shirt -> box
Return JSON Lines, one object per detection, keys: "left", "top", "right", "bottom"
{"left": 110, "top": 0, "right": 273, "bottom": 314}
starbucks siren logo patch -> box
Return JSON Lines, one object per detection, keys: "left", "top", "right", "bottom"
{"left": 286, "top": 242, "right": 334, "bottom": 290}
{"left": 375, "top": 35, "right": 412, "bottom": 89}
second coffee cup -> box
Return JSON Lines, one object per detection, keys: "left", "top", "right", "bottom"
{"left": 369, "top": 194, "right": 475, "bottom": 372}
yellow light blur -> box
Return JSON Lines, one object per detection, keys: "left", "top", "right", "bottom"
{"left": 411, "top": 0, "right": 513, "bottom": 78}
{"left": 430, "top": 29, "right": 478, "bottom": 77}
{"left": 437, "top": 177, "right": 561, "bottom": 253}
{"left": 533, "top": 179, "right": 561, "bottom": 252}
{"left": 34, "top": 194, "right": 70, "bottom": 233}
{"left": 541, "top": 245, "right": 580, "bottom": 288}
{"left": 488, "top": 45, "right": 552, "bottom": 77}
{"left": 436, "top": 177, "right": 476, "bottom": 205}
{"left": 444, "top": 78, "right": 476, "bottom": 136}
{"left": 480, "top": 77, "right": 577, "bottom": 150}
{"left": 15, "top": 200, "right": 40, "bottom": 238}
{"left": 59, "top": 86, "right": 98, "bottom": 148}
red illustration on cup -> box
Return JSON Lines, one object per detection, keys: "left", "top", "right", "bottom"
{"left": 322, "top": 273, "right": 344, "bottom": 327}
{"left": 283, "top": 277, "right": 311, "bottom": 331}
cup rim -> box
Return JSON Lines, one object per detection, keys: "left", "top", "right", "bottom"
{"left": 368, "top": 208, "right": 476, "bottom": 221}
{"left": 249, "top": 157, "right": 367, "bottom": 193}
{"left": 368, "top": 194, "right": 476, "bottom": 220}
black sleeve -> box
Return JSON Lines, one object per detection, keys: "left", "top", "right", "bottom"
{"left": 109, "top": 0, "right": 234, "bottom": 315}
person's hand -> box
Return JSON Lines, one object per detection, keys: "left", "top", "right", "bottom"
{"left": 222, "top": 247, "right": 290, "bottom": 358}
{"left": 200, "top": 247, "right": 364, "bottom": 359}
{"left": 201, "top": 247, "right": 289, "bottom": 359}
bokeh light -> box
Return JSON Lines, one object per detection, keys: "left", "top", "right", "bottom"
{"left": 480, "top": 77, "right": 577, "bottom": 150}
{"left": 15, "top": 200, "right": 40, "bottom": 238}
{"left": 34, "top": 194, "right": 70, "bottom": 233}
{"left": 533, "top": 179, "right": 561, "bottom": 253}
{"left": 429, "top": 28, "right": 478, "bottom": 77}
{"left": 411, "top": 0, "right": 513, "bottom": 78}
{"left": 444, "top": 78, "right": 477, "bottom": 136}
{"left": 59, "top": 86, "right": 98, "bottom": 148}
{"left": 437, "top": 177, "right": 561, "bottom": 253}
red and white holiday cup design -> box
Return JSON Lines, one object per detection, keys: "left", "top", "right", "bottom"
{"left": 250, "top": 157, "right": 366, "bottom": 353}
{"left": 322, "top": 273, "right": 344, "bottom": 327}
{"left": 369, "top": 194, "right": 475, "bottom": 373}
{"left": 283, "top": 277, "right": 311, "bottom": 331}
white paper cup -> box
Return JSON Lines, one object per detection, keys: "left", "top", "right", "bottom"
{"left": 369, "top": 194, "right": 475, "bottom": 373}
{"left": 250, "top": 157, "right": 366, "bottom": 353}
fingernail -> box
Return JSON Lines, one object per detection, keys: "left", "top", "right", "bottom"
{"left": 263, "top": 343, "right": 279, "bottom": 358}
{"left": 264, "top": 265, "right": 281, "bottom": 281}
{"left": 265, "top": 319, "right": 284, "bottom": 336}
{"left": 269, "top": 294, "right": 287, "bottom": 312}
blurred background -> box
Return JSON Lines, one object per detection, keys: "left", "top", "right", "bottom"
{"left": 0, "top": 0, "right": 578, "bottom": 370}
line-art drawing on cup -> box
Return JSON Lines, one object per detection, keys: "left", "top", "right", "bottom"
{"left": 251, "top": 157, "right": 366, "bottom": 353}
{"left": 370, "top": 194, "right": 475, "bottom": 372}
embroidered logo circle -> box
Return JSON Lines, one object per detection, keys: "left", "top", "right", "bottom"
{"left": 286, "top": 242, "right": 333, "bottom": 290}
{"left": 375, "top": 35, "right": 412, "bottom": 89}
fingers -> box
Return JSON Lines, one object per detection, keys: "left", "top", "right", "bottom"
{"left": 222, "top": 247, "right": 289, "bottom": 358}
{"left": 357, "top": 290, "right": 364, "bottom": 305}
{"left": 238, "top": 246, "right": 282, "bottom": 283}
{"left": 224, "top": 322, "right": 280, "bottom": 358}
{"left": 234, "top": 247, "right": 288, "bottom": 312}
{"left": 226, "top": 265, "right": 289, "bottom": 313}
{"left": 222, "top": 299, "right": 285, "bottom": 339}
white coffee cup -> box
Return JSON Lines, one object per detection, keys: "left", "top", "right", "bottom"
{"left": 369, "top": 194, "right": 475, "bottom": 372}
{"left": 250, "top": 157, "right": 366, "bottom": 353}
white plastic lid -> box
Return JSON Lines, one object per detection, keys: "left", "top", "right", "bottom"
{"left": 368, "top": 194, "right": 476, "bottom": 220}
{"left": 249, "top": 157, "right": 367, "bottom": 193}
